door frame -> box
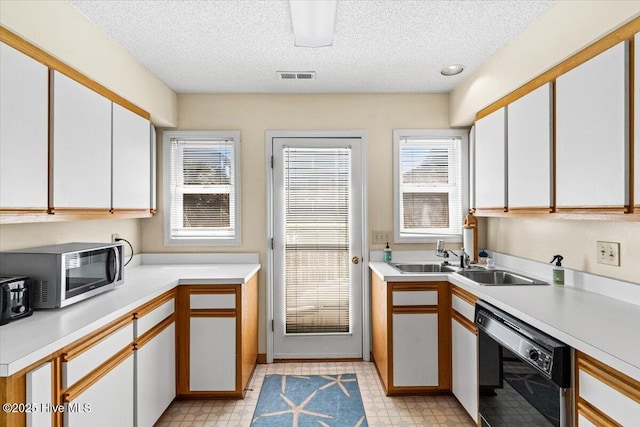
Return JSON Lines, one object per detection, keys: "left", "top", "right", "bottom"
{"left": 265, "top": 130, "right": 369, "bottom": 363}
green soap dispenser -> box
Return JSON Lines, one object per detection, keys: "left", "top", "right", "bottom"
{"left": 550, "top": 255, "right": 564, "bottom": 285}
{"left": 383, "top": 242, "right": 392, "bottom": 263}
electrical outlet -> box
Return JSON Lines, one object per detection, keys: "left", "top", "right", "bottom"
{"left": 597, "top": 241, "right": 620, "bottom": 266}
{"left": 372, "top": 231, "right": 391, "bottom": 244}
{"left": 111, "top": 233, "right": 120, "bottom": 243}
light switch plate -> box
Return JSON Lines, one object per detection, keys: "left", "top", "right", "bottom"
{"left": 372, "top": 231, "right": 391, "bottom": 244}
{"left": 597, "top": 241, "right": 620, "bottom": 266}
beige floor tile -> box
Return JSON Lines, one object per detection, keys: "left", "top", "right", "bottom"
{"left": 155, "top": 362, "right": 474, "bottom": 426}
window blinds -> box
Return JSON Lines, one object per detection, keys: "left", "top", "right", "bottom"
{"left": 399, "top": 137, "right": 462, "bottom": 236}
{"left": 169, "top": 138, "right": 236, "bottom": 240}
{"left": 283, "top": 146, "right": 351, "bottom": 334}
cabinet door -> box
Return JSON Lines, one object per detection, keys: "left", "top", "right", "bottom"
{"left": 64, "top": 354, "right": 134, "bottom": 427}
{"left": 507, "top": 83, "right": 553, "bottom": 209}
{"left": 452, "top": 319, "right": 478, "bottom": 423}
{"left": 190, "top": 317, "right": 236, "bottom": 391}
{"left": 392, "top": 313, "right": 438, "bottom": 386}
{"left": 475, "top": 107, "right": 507, "bottom": 210}
{"left": 112, "top": 103, "right": 151, "bottom": 210}
{"left": 556, "top": 41, "right": 628, "bottom": 208}
{"left": 51, "top": 71, "right": 112, "bottom": 210}
{"left": 137, "top": 323, "right": 175, "bottom": 427}
{"left": 26, "top": 361, "right": 52, "bottom": 427}
{"left": 0, "top": 42, "right": 48, "bottom": 210}
{"left": 150, "top": 125, "right": 157, "bottom": 211}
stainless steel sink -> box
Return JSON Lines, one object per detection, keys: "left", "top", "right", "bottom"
{"left": 392, "top": 263, "right": 459, "bottom": 273}
{"left": 456, "top": 269, "right": 548, "bottom": 286}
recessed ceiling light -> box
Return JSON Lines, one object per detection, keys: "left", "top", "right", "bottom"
{"left": 441, "top": 64, "right": 465, "bottom": 76}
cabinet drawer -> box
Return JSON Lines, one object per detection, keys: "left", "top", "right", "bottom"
{"left": 392, "top": 290, "right": 437, "bottom": 306}
{"left": 63, "top": 323, "right": 133, "bottom": 388}
{"left": 452, "top": 294, "right": 475, "bottom": 322}
{"left": 579, "top": 369, "right": 639, "bottom": 426}
{"left": 190, "top": 293, "right": 235, "bottom": 309}
{"left": 137, "top": 299, "right": 174, "bottom": 337}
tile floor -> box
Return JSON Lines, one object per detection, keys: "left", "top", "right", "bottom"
{"left": 155, "top": 362, "right": 476, "bottom": 426}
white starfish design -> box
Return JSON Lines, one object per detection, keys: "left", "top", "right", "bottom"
{"left": 281, "top": 374, "right": 311, "bottom": 393}
{"left": 319, "top": 374, "right": 357, "bottom": 397}
{"left": 253, "top": 389, "right": 333, "bottom": 426}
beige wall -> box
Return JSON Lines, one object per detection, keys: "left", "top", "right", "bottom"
{"left": 0, "top": 218, "right": 141, "bottom": 258}
{"left": 450, "top": 0, "right": 640, "bottom": 126}
{"left": 141, "top": 93, "right": 453, "bottom": 352}
{"left": 0, "top": 0, "right": 177, "bottom": 127}
{"left": 486, "top": 218, "right": 640, "bottom": 283}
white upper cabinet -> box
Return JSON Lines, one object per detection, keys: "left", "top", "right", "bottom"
{"left": 507, "top": 83, "right": 553, "bottom": 209}
{"left": 112, "top": 103, "right": 151, "bottom": 210}
{"left": 51, "top": 71, "right": 112, "bottom": 210}
{"left": 0, "top": 42, "right": 48, "bottom": 210}
{"left": 475, "top": 107, "right": 507, "bottom": 210}
{"left": 635, "top": 33, "right": 640, "bottom": 210}
{"left": 556, "top": 41, "right": 629, "bottom": 209}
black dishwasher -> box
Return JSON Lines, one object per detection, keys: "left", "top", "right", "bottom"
{"left": 475, "top": 300, "right": 572, "bottom": 427}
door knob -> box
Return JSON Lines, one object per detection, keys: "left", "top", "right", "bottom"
{"left": 352, "top": 256, "right": 360, "bottom": 265}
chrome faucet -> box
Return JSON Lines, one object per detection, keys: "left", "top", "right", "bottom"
{"left": 436, "top": 240, "right": 470, "bottom": 269}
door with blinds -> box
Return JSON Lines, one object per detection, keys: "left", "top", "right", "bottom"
{"left": 272, "top": 137, "right": 363, "bottom": 359}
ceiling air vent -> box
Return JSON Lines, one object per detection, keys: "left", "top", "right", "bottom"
{"left": 277, "top": 71, "right": 316, "bottom": 80}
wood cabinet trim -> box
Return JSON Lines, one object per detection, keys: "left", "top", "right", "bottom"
{"left": 392, "top": 305, "right": 438, "bottom": 314}
{"left": 576, "top": 351, "right": 640, "bottom": 403}
{"left": 0, "top": 210, "right": 153, "bottom": 225}
{"left": 577, "top": 398, "right": 623, "bottom": 427}
{"left": 450, "top": 285, "right": 478, "bottom": 307}
{"left": 62, "top": 344, "right": 133, "bottom": 403}
{"left": 452, "top": 310, "right": 478, "bottom": 335}
{"left": 61, "top": 314, "right": 133, "bottom": 362}
{"left": 507, "top": 207, "right": 553, "bottom": 213}
{"left": 134, "top": 289, "right": 175, "bottom": 319}
{"left": 189, "top": 308, "right": 237, "bottom": 317}
{"left": 476, "top": 17, "right": 640, "bottom": 121}
{"left": 0, "top": 26, "right": 150, "bottom": 120}
{"left": 474, "top": 211, "right": 640, "bottom": 221}
{"left": 188, "top": 287, "right": 237, "bottom": 295}
{"left": 135, "top": 314, "right": 175, "bottom": 349}
{"left": 555, "top": 206, "right": 630, "bottom": 214}
{"left": 390, "top": 282, "right": 438, "bottom": 292}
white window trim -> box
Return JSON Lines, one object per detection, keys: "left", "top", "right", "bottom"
{"left": 162, "top": 130, "right": 242, "bottom": 246}
{"left": 393, "top": 129, "right": 469, "bottom": 243}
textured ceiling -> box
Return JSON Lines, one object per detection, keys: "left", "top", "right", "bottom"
{"left": 69, "top": 0, "right": 556, "bottom": 94}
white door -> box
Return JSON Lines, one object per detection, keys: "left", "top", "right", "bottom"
{"left": 272, "top": 136, "right": 364, "bottom": 359}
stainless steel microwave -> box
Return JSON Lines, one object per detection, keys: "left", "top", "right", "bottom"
{"left": 0, "top": 242, "right": 124, "bottom": 309}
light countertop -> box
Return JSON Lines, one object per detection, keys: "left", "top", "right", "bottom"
{"left": 370, "top": 261, "right": 640, "bottom": 381}
{"left": 0, "top": 261, "right": 260, "bottom": 376}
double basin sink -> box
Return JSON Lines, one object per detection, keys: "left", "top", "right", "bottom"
{"left": 391, "top": 263, "right": 548, "bottom": 286}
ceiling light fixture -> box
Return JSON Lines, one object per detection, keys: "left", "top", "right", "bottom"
{"left": 289, "top": 0, "right": 337, "bottom": 48}
{"left": 440, "top": 64, "right": 465, "bottom": 76}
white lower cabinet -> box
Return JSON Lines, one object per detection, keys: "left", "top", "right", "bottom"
{"left": 576, "top": 352, "right": 640, "bottom": 426}
{"left": 190, "top": 317, "right": 236, "bottom": 391}
{"left": 25, "top": 362, "right": 53, "bottom": 427}
{"left": 64, "top": 354, "right": 134, "bottom": 427}
{"left": 392, "top": 313, "right": 438, "bottom": 386}
{"left": 451, "top": 319, "right": 478, "bottom": 422}
{"left": 137, "top": 323, "right": 176, "bottom": 427}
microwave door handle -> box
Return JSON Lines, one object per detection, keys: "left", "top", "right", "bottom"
{"left": 106, "top": 247, "right": 120, "bottom": 284}
{"left": 113, "top": 247, "right": 121, "bottom": 283}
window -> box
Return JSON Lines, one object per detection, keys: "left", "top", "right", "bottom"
{"left": 393, "top": 129, "right": 468, "bottom": 243}
{"left": 163, "top": 131, "right": 241, "bottom": 245}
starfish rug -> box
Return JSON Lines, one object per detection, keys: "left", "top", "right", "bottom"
{"left": 251, "top": 373, "right": 368, "bottom": 426}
